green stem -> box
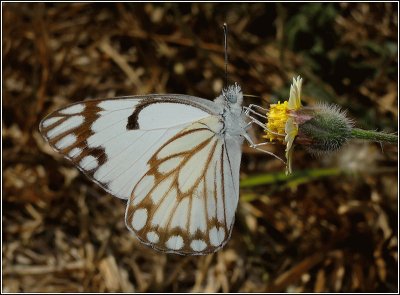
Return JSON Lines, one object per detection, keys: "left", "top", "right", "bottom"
{"left": 350, "top": 128, "right": 398, "bottom": 144}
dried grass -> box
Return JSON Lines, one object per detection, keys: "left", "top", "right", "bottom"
{"left": 2, "top": 3, "right": 398, "bottom": 292}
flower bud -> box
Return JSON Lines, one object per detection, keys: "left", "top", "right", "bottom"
{"left": 294, "top": 103, "right": 354, "bottom": 154}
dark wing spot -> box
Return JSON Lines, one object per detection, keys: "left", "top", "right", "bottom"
{"left": 126, "top": 99, "right": 158, "bottom": 130}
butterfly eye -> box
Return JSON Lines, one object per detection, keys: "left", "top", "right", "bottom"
{"left": 225, "top": 92, "right": 237, "bottom": 103}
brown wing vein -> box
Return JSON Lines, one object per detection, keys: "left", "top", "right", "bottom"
{"left": 220, "top": 144, "right": 227, "bottom": 230}
{"left": 162, "top": 137, "right": 219, "bottom": 232}
{"left": 141, "top": 131, "right": 213, "bottom": 229}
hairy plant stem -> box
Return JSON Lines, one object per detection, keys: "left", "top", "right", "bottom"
{"left": 350, "top": 128, "right": 398, "bottom": 144}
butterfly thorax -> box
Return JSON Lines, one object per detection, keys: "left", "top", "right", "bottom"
{"left": 214, "top": 83, "right": 248, "bottom": 138}
{"left": 219, "top": 106, "right": 247, "bottom": 139}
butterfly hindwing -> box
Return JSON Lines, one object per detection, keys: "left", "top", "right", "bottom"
{"left": 125, "top": 115, "right": 242, "bottom": 255}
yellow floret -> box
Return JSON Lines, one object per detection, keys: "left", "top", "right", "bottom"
{"left": 264, "top": 101, "right": 288, "bottom": 142}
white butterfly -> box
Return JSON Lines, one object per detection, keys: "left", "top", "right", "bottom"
{"left": 39, "top": 84, "right": 266, "bottom": 255}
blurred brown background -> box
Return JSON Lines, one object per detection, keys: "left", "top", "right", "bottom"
{"left": 2, "top": 3, "right": 398, "bottom": 292}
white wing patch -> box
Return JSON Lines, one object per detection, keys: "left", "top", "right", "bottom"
{"left": 92, "top": 128, "right": 181, "bottom": 199}
{"left": 189, "top": 195, "right": 207, "bottom": 235}
{"left": 158, "top": 156, "right": 185, "bottom": 174}
{"left": 42, "top": 116, "right": 63, "bottom": 128}
{"left": 98, "top": 99, "right": 140, "bottom": 111}
{"left": 137, "top": 102, "right": 209, "bottom": 130}
{"left": 191, "top": 239, "right": 207, "bottom": 251}
{"left": 55, "top": 134, "right": 77, "bottom": 149}
{"left": 156, "top": 129, "right": 213, "bottom": 159}
{"left": 166, "top": 235, "right": 184, "bottom": 250}
{"left": 209, "top": 226, "right": 226, "bottom": 246}
{"left": 146, "top": 231, "right": 159, "bottom": 243}
{"left": 132, "top": 175, "right": 155, "bottom": 206}
{"left": 170, "top": 197, "right": 189, "bottom": 229}
{"left": 131, "top": 208, "right": 148, "bottom": 231}
{"left": 68, "top": 147, "right": 82, "bottom": 158}
{"left": 178, "top": 140, "right": 216, "bottom": 193}
{"left": 60, "top": 103, "right": 85, "bottom": 114}
{"left": 80, "top": 155, "right": 99, "bottom": 170}
{"left": 126, "top": 115, "right": 242, "bottom": 255}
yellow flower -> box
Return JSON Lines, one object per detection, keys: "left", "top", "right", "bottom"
{"left": 264, "top": 76, "right": 303, "bottom": 174}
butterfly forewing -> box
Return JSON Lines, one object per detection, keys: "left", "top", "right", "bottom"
{"left": 39, "top": 96, "right": 215, "bottom": 200}
{"left": 126, "top": 115, "right": 241, "bottom": 255}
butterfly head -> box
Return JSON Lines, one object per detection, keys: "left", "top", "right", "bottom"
{"left": 216, "top": 83, "right": 243, "bottom": 110}
{"left": 223, "top": 83, "right": 242, "bottom": 103}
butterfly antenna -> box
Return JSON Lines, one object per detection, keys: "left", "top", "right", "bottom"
{"left": 243, "top": 94, "right": 261, "bottom": 98}
{"left": 223, "top": 23, "right": 228, "bottom": 89}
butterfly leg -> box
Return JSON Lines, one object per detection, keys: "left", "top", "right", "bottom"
{"left": 243, "top": 104, "right": 268, "bottom": 118}
{"left": 243, "top": 105, "right": 285, "bottom": 138}
{"left": 242, "top": 132, "right": 285, "bottom": 164}
{"left": 243, "top": 104, "right": 286, "bottom": 163}
{"left": 244, "top": 116, "right": 285, "bottom": 139}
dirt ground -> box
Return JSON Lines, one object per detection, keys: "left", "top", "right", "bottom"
{"left": 2, "top": 3, "right": 398, "bottom": 292}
